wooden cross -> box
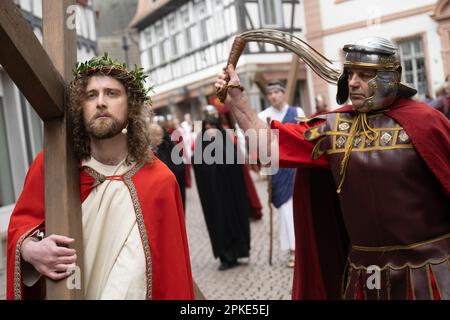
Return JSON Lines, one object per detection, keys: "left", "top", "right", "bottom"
{"left": 0, "top": 0, "right": 84, "bottom": 299}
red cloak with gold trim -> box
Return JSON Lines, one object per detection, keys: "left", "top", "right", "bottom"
{"left": 7, "top": 151, "right": 195, "bottom": 300}
{"left": 271, "top": 98, "right": 450, "bottom": 299}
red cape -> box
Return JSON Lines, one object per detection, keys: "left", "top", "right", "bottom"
{"left": 7, "top": 151, "right": 194, "bottom": 300}
{"left": 272, "top": 97, "right": 450, "bottom": 299}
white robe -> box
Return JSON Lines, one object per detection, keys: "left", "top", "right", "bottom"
{"left": 82, "top": 157, "right": 146, "bottom": 299}
{"left": 23, "top": 157, "right": 147, "bottom": 299}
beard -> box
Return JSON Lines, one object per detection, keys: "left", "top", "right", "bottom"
{"left": 85, "top": 115, "right": 125, "bottom": 139}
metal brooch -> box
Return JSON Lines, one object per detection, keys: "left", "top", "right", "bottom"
{"left": 398, "top": 130, "right": 409, "bottom": 143}
{"left": 338, "top": 122, "right": 350, "bottom": 131}
{"left": 353, "top": 136, "right": 362, "bottom": 147}
{"left": 336, "top": 136, "right": 346, "bottom": 148}
{"left": 380, "top": 132, "right": 392, "bottom": 145}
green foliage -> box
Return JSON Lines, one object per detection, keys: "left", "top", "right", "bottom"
{"left": 73, "top": 53, "right": 153, "bottom": 103}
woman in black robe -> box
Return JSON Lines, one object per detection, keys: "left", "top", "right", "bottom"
{"left": 193, "top": 116, "right": 251, "bottom": 270}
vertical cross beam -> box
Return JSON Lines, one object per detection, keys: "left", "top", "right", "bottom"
{"left": 285, "top": 55, "right": 300, "bottom": 106}
{"left": 42, "top": 0, "right": 84, "bottom": 300}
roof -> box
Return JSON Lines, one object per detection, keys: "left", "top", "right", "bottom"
{"left": 129, "top": 0, "right": 190, "bottom": 30}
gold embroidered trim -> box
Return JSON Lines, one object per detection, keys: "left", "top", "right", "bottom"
{"left": 349, "top": 255, "right": 450, "bottom": 271}
{"left": 341, "top": 260, "right": 351, "bottom": 299}
{"left": 392, "top": 125, "right": 400, "bottom": 145}
{"left": 352, "top": 233, "right": 450, "bottom": 252}
{"left": 408, "top": 267, "right": 415, "bottom": 300}
{"left": 426, "top": 264, "right": 434, "bottom": 300}
{"left": 123, "top": 162, "right": 153, "bottom": 300}
{"left": 327, "top": 126, "right": 411, "bottom": 154}
{"left": 304, "top": 126, "right": 323, "bottom": 141}
{"left": 319, "top": 129, "right": 403, "bottom": 138}
{"left": 428, "top": 264, "right": 444, "bottom": 300}
{"left": 83, "top": 166, "right": 105, "bottom": 186}
{"left": 335, "top": 127, "right": 404, "bottom": 134}
{"left": 326, "top": 143, "right": 413, "bottom": 155}
{"left": 332, "top": 113, "right": 341, "bottom": 149}
{"left": 325, "top": 144, "right": 413, "bottom": 155}
{"left": 323, "top": 113, "right": 411, "bottom": 157}
{"left": 335, "top": 112, "right": 379, "bottom": 193}
{"left": 344, "top": 61, "right": 399, "bottom": 70}
{"left": 296, "top": 114, "right": 327, "bottom": 123}
{"left": 311, "top": 137, "right": 326, "bottom": 160}
{"left": 14, "top": 225, "right": 40, "bottom": 300}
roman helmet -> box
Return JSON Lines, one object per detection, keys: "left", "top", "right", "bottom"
{"left": 336, "top": 36, "right": 417, "bottom": 111}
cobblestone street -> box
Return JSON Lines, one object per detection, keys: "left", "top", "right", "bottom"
{"left": 186, "top": 170, "right": 294, "bottom": 300}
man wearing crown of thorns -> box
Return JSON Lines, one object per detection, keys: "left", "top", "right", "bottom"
{"left": 7, "top": 54, "right": 194, "bottom": 300}
{"left": 215, "top": 37, "right": 449, "bottom": 300}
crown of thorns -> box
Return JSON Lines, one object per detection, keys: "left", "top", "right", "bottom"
{"left": 72, "top": 53, "right": 152, "bottom": 104}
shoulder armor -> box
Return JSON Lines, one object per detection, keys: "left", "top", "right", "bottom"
{"left": 304, "top": 121, "right": 327, "bottom": 141}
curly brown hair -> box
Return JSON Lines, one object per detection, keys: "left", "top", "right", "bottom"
{"left": 68, "top": 67, "right": 154, "bottom": 164}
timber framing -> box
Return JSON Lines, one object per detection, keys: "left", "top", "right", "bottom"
{"left": 0, "top": 0, "right": 64, "bottom": 120}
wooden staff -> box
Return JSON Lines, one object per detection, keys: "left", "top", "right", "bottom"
{"left": 266, "top": 117, "right": 273, "bottom": 266}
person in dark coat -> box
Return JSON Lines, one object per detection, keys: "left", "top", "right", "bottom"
{"left": 192, "top": 115, "right": 251, "bottom": 271}
{"left": 149, "top": 123, "right": 187, "bottom": 210}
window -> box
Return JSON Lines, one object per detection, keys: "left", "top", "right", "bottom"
{"left": 212, "top": 0, "right": 225, "bottom": 39}
{"left": 194, "top": 0, "right": 209, "bottom": 44}
{"left": 0, "top": 97, "right": 15, "bottom": 207}
{"left": 144, "top": 28, "right": 155, "bottom": 68}
{"left": 20, "top": 94, "right": 43, "bottom": 164}
{"left": 155, "top": 22, "right": 166, "bottom": 63}
{"left": 147, "top": 48, "right": 154, "bottom": 67}
{"left": 167, "top": 14, "right": 181, "bottom": 57}
{"left": 259, "top": 0, "right": 283, "bottom": 27}
{"left": 180, "top": 6, "right": 193, "bottom": 50}
{"left": 145, "top": 28, "right": 153, "bottom": 47}
{"left": 398, "top": 37, "right": 428, "bottom": 97}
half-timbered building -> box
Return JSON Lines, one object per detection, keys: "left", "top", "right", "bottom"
{"left": 130, "top": 0, "right": 308, "bottom": 120}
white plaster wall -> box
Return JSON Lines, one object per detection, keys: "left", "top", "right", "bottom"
{"left": 292, "top": 0, "right": 306, "bottom": 30}
{"left": 32, "top": 0, "right": 43, "bottom": 19}
{"left": 18, "top": 0, "right": 32, "bottom": 12}
{"left": 77, "top": 45, "right": 96, "bottom": 62}
{"left": 319, "top": 0, "right": 437, "bottom": 30}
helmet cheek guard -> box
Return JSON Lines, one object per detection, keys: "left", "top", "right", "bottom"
{"left": 366, "top": 70, "right": 398, "bottom": 110}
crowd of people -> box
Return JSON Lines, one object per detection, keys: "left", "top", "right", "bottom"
{"left": 424, "top": 77, "right": 450, "bottom": 119}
